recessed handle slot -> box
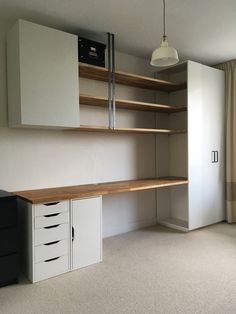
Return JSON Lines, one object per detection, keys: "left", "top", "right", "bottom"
{"left": 44, "top": 224, "right": 60, "bottom": 229}
{"left": 44, "top": 213, "right": 60, "bottom": 218}
{"left": 44, "top": 202, "right": 59, "bottom": 206}
{"left": 44, "top": 240, "right": 60, "bottom": 246}
{"left": 44, "top": 256, "right": 60, "bottom": 263}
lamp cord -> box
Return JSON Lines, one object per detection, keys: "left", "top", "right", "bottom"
{"left": 163, "top": 0, "right": 166, "bottom": 40}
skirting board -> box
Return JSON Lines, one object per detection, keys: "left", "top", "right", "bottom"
{"left": 103, "top": 218, "right": 157, "bottom": 238}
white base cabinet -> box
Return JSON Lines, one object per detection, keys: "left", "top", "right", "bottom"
{"left": 18, "top": 197, "right": 102, "bottom": 283}
{"left": 71, "top": 197, "right": 102, "bottom": 270}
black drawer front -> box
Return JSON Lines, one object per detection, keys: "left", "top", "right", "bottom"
{"left": 0, "top": 228, "right": 17, "bottom": 257}
{"left": 0, "top": 254, "right": 18, "bottom": 287}
{"left": 0, "top": 199, "right": 17, "bottom": 229}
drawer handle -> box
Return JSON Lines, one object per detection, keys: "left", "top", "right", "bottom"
{"left": 44, "top": 202, "right": 59, "bottom": 206}
{"left": 44, "top": 256, "right": 60, "bottom": 263}
{"left": 44, "top": 213, "right": 60, "bottom": 218}
{"left": 44, "top": 224, "right": 59, "bottom": 229}
{"left": 44, "top": 240, "right": 60, "bottom": 246}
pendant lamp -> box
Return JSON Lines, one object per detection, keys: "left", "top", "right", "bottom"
{"left": 151, "top": 0, "right": 179, "bottom": 67}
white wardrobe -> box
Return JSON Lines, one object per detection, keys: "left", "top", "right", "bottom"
{"left": 156, "top": 61, "right": 225, "bottom": 231}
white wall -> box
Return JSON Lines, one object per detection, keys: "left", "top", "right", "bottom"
{"left": 0, "top": 18, "right": 157, "bottom": 238}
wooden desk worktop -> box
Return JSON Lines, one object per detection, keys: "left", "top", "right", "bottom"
{"left": 14, "top": 177, "right": 188, "bottom": 204}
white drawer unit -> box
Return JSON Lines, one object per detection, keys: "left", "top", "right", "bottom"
{"left": 35, "top": 211, "right": 69, "bottom": 229}
{"left": 34, "top": 239, "right": 69, "bottom": 263}
{"left": 34, "top": 255, "right": 69, "bottom": 282}
{"left": 34, "top": 223, "right": 69, "bottom": 246}
{"left": 18, "top": 196, "right": 102, "bottom": 283}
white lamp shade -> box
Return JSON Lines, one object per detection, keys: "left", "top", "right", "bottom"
{"left": 151, "top": 39, "right": 179, "bottom": 67}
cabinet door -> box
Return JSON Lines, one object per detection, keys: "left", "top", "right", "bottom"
{"left": 7, "top": 19, "right": 79, "bottom": 128}
{"left": 188, "top": 61, "right": 225, "bottom": 230}
{"left": 71, "top": 197, "right": 102, "bottom": 270}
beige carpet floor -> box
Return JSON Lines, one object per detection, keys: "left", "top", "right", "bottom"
{"left": 0, "top": 222, "right": 236, "bottom": 314}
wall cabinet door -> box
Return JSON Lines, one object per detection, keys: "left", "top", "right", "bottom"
{"left": 71, "top": 197, "right": 102, "bottom": 270}
{"left": 188, "top": 61, "right": 225, "bottom": 230}
{"left": 7, "top": 19, "right": 80, "bottom": 128}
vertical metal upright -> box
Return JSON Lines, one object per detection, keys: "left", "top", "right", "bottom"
{"left": 107, "top": 33, "right": 116, "bottom": 129}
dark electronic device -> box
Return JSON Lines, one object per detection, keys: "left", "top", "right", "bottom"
{"left": 78, "top": 37, "right": 106, "bottom": 67}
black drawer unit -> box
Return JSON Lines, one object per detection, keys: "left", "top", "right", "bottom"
{"left": 0, "top": 190, "right": 18, "bottom": 287}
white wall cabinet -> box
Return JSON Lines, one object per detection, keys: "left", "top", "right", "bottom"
{"left": 71, "top": 197, "right": 102, "bottom": 270}
{"left": 18, "top": 197, "right": 102, "bottom": 283}
{"left": 156, "top": 61, "right": 225, "bottom": 231}
{"left": 7, "top": 20, "right": 80, "bottom": 128}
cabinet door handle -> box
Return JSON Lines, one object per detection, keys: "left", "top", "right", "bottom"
{"left": 44, "top": 224, "right": 59, "bottom": 229}
{"left": 72, "top": 226, "right": 74, "bottom": 242}
{"left": 44, "top": 213, "right": 60, "bottom": 218}
{"left": 44, "top": 202, "right": 59, "bottom": 206}
{"left": 44, "top": 256, "right": 60, "bottom": 263}
{"left": 44, "top": 240, "right": 60, "bottom": 246}
{"left": 211, "top": 151, "right": 215, "bottom": 163}
{"left": 215, "top": 151, "right": 219, "bottom": 163}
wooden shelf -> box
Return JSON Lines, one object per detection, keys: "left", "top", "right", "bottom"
{"left": 80, "top": 95, "right": 187, "bottom": 113}
{"left": 79, "top": 63, "right": 187, "bottom": 92}
{"left": 67, "top": 125, "right": 187, "bottom": 135}
{"left": 15, "top": 177, "right": 188, "bottom": 204}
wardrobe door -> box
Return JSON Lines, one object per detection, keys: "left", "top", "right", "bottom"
{"left": 201, "top": 64, "right": 225, "bottom": 225}
{"left": 71, "top": 197, "right": 102, "bottom": 270}
{"left": 188, "top": 61, "right": 225, "bottom": 230}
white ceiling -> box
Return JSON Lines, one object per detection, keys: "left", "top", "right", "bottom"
{"left": 1, "top": 0, "right": 236, "bottom": 65}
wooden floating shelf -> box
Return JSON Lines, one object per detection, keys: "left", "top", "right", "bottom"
{"left": 67, "top": 125, "right": 187, "bottom": 135}
{"left": 79, "top": 63, "right": 187, "bottom": 92}
{"left": 80, "top": 94, "right": 187, "bottom": 113}
{"left": 15, "top": 177, "right": 188, "bottom": 204}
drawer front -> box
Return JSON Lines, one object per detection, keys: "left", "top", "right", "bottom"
{"left": 34, "top": 224, "right": 69, "bottom": 246}
{"left": 0, "top": 254, "right": 18, "bottom": 287}
{"left": 34, "top": 201, "right": 69, "bottom": 217}
{"left": 35, "top": 212, "right": 69, "bottom": 229}
{"left": 0, "top": 199, "right": 17, "bottom": 228}
{"left": 34, "top": 239, "right": 69, "bottom": 263}
{"left": 34, "top": 255, "right": 69, "bottom": 282}
{"left": 0, "top": 228, "right": 17, "bottom": 257}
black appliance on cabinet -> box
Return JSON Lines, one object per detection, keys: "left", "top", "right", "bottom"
{"left": 0, "top": 190, "right": 18, "bottom": 287}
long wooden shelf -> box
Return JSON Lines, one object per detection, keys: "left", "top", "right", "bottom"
{"left": 15, "top": 177, "right": 188, "bottom": 204}
{"left": 67, "top": 125, "right": 187, "bottom": 135}
{"left": 79, "top": 63, "right": 187, "bottom": 92}
{"left": 80, "top": 95, "right": 187, "bottom": 113}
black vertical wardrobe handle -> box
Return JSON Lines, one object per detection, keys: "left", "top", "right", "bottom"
{"left": 215, "top": 151, "right": 219, "bottom": 163}
{"left": 72, "top": 227, "right": 74, "bottom": 242}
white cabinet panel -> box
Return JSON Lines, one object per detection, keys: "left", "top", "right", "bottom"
{"left": 34, "top": 255, "right": 69, "bottom": 282}
{"left": 34, "top": 239, "right": 69, "bottom": 263}
{"left": 7, "top": 19, "right": 80, "bottom": 128}
{"left": 188, "top": 61, "right": 225, "bottom": 230}
{"left": 34, "top": 211, "right": 69, "bottom": 229}
{"left": 35, "top": 201, "right": 69, "bottom": 217}
{"left": 72, "top": 197, "right": 102, "bottom": 270}
{"left": 34, "top": 223, "right": 69, "bottom": 246}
